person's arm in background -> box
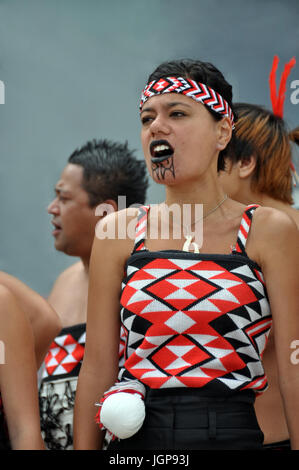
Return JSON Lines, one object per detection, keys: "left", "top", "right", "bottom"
{"left": 0, "top": 271, "right": 61, "bottom": 367}
{"left": 0, "top": 286, "right": 45, "bottom": 449}
{"left": 74, "top": 211, "right": 132, "bottom": 449}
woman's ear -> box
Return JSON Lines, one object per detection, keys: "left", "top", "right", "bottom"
{"left": 216, "top": 117, "right": 232, "bottom": 151}
{"left": 237, "top": 155, "right": 257, "bottom": 179}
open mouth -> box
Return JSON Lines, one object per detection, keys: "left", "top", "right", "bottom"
{"left": 51, "top": 220, "right": 62, "bottom": 235}
{"left": 150, "top": 139, "right": 174, "bottom": 163}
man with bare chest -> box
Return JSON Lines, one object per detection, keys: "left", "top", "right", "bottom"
{"left": 39, "top": 139, "right": 148, "bottom": 450}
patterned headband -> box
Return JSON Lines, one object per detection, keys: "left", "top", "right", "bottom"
{"left": 140, "top": 76, "right": 235, "bottom": 128}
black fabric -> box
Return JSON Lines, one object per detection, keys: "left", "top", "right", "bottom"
{"left": 107, "top": 388, "right": 264, "bottom": 450}
{"left": 263, "top": 439, "right": 291, "bottom": 450}
{"left": 0, "top": 399, "right": 11, "bottom": 450}
{"left": 39, "top": 380, "right": 75, "bottom": 450}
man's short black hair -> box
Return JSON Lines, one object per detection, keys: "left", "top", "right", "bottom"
{"left": 68, "top": 139, "right": 148, "bottom": 207}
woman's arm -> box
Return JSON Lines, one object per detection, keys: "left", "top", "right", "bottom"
{"left": 74, "top": 211, "right": 133, "bottom": 449}
{"left": 252, "top": 208, "right": 299, "bottom": 449}
{"left": 0, "top": 271, "right": 61, "bottom": 367}
{"left": 0, "top": 286, "right": 45, "bottom": 449}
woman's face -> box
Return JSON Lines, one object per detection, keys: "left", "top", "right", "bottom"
{"left": 140, "top": 92, "right": 224, "bottom": 186}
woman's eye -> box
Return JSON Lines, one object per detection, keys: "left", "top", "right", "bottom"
{"left": 170, "top": 111, "right": 185, "bottom": 117}
{"left": 141, "top": 116, "right": 153, "bottom": 125}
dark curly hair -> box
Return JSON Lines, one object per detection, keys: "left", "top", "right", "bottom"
{"left": 68, "top": 139, "right": 148, "bottom": 207}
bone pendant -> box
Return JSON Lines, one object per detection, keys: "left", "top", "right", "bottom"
{"left": 183, "top": 235, "right": 200, "bottom": 253}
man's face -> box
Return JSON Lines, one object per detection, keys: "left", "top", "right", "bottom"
{"left": 48, "top": 163, "right": 97, "bottom": 258}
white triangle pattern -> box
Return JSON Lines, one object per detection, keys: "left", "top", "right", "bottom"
{"left": 166, "top": 344, "right": 195, "bottom": 357}
{"left": 164, "top": 311, "right": 196, "bottom": 333}
{"left": 188, "top": 334, "right": 217, "bottom": 346}
{"left": 166, "top": 279, "right": 199, "bottom": 288}
{"left": 230, "top": 265, "right": 256, "bottom": 280}
{"left": 141, "top": 299, "right": 173, "bottom": 314}
{"left": 161, "top": 376, "right": 187, "bottom": 388}
{"left": 165, "top": 357, "right": 191, "bottom": 370}
{"left": 168, "top": 259, "right": 203, "bottom": 270}
{"left": 192, "top": 270, "right": 225, "bottom": 279}
{"left": 144, "top": 268, "right": 177, "bottom": 278}
{"left": 201, "top": 358, "right": 227, "bottom": 372}
{"left": 165, "top": 288, "right": 197, "bottom": 300}
{"left": 141, "top": 370, "right": 168, "bottom": 379}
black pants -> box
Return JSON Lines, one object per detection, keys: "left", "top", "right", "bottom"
{"left": 107, "top": 388, "right": 264, "bottom": 450}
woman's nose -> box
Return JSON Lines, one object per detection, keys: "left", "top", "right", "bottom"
{"left": 149, "top": 114, "right": 171, "bottom": 136}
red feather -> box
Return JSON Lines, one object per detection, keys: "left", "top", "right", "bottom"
{"left": 276, "top": 57, "right": 296, "bottom": 117}
{"left": 269, "top": 55, "right": 279, "bottom": 114}
{"left": 268, "top": 56, "right": 296, "bottom": 117}
{"left": 268, "top": 55, "right": 297, "bottom": 184}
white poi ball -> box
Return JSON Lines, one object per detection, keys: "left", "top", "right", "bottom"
{"left": 100, "top": 392, "right": 146, "bottom": 439}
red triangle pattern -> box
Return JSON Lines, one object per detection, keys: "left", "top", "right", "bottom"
{"left": 44, "top": 333, "right": 85, "bottom": 377}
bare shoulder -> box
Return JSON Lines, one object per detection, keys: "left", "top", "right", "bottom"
{"left": 48, "top": 261, "right": 83, "bottom": 297}
{"left": 93, "top": 207, "right": 139, "bottom": 258}
{"left": 0, "top": 270, "right": 32, "bottom": 292}
{"left": 0, "top": 271, "right": 55, "bottom": 312}
{"left": 252, "top": 205, "right": 298, "bottom": 238}
{"left": 0, "top": 285, "right": 30, "bottom": 335}
{"left": 52, "top": 261, "right": 83, "bottom": 284}
{"left": 249, "top": 206, "right": 299, "bottom": 266}
{"left": 288, "top": 205, "right": 299, "bottom": 229}
{"left": 95, "top": 207, "right": 140, "bottom": 237}
{"left": 0, "top": 283, "right": 15, "bottom": 308}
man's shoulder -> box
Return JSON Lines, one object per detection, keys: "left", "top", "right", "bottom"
{"left": 56, "top": 260, "right": 83, "bottom": 279}
{"left": 48, "top": 261, "right": 88, "bottom": 325}
{"left": 49, "top": 261, "right": 84, "bottom": 294}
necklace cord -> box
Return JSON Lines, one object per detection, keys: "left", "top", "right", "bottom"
{"left": 183, "top": 194, "right": 228, "bottom": 231}
{"left": 157, "top": 194, "right": 228, "bottom": 253}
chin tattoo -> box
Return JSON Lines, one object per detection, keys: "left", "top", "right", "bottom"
{"left": 150, "top": 139, "right": 175, "bottom": 180}
{"left": 151, "top": 155, "right": 175, "bottom": 180}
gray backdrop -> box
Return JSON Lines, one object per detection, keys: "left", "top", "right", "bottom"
{"left": 1, "top": 0, "right": 298, "bottom": 296}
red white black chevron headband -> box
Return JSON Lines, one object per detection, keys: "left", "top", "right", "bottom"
{"left": 140, "top": 76, "right": 235, "bottom": 128}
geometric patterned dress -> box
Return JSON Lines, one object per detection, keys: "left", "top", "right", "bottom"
{"left": 39, "top": 323, "right": 86, "bottom": 450}
{"left": 118, "top": 205, "right": 272, "bottom": 395}
{"left": 39, "top": 322, "right": 126, "bottom": 450}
